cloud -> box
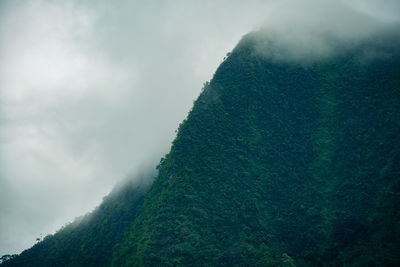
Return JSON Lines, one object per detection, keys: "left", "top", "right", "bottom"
{"left": 0, "top": 0, "right": 399, "bottom": 256}
{"left": 245, "top": 0, "right": 399, "bottom": 64}
{"left": 0, "top": 1, "right": 134, "bottom": 254}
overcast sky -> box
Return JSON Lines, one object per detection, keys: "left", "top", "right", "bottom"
{"left": 0, "top": 0, "right": 399, "bottom": 256}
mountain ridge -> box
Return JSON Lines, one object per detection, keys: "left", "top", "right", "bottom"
{"left": 3, "top": 26, "right": 400, "bottom": 266}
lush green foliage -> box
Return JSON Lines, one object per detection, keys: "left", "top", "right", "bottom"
{"left": 113, "top": 32, "right": 400, "bottom": 266}
{"left": 3, "top": 30, "right": 400, "bottom": 266}
{"left": 2, "top": 178, "right": 150, "bottom": 267}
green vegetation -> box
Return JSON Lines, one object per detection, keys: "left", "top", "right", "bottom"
{"left": 2, "top": 178, "right": 151, "bottom": 267}
{"left": 3, "top": 29, "right": 400, "bottom": 266}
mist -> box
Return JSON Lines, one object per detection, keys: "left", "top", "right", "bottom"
{"left": 0, "top": 0, "right": 399, "bottom": 256}
{"left": 247, "top": 1, "right": 400, "bottom": 64}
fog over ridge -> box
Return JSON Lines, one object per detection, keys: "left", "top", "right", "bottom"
{"left": 247, "top": 0, "right": 400, "bottom": 64}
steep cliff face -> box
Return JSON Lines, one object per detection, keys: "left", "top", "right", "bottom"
{"left": 3, "top": 28, "right": 400, "bottom": 266}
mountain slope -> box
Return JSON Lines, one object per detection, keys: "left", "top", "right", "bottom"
{"left": 3, "top": 27, "right": 400, "bottom": 266}
{"left": 114, "top": 29, "right": 400, "bottom": 266}
{"left": 2, "top": 174, "right": 152, "bottom": 267}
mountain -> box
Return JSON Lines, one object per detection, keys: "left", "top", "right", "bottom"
{"left": 1, "top": 173, "right": 152, "bottom": 267}
{"left": 2, "top": 27, "right": 400, "bottom": 266}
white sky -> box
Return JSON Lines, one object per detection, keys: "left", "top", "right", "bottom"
{"left": 0, "top": 0, "right": 399, "bottom": 256}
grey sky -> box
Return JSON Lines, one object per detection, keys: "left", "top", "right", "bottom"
{"left": 0, "top": 0, "right": 399, "bottom": 256}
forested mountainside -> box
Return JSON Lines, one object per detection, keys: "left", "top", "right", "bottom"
{"left": 3, "top": 27, "right": 400, "bottom": 266}
{"left": 2, "top": 176, "right": 152, "bottom": 266}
